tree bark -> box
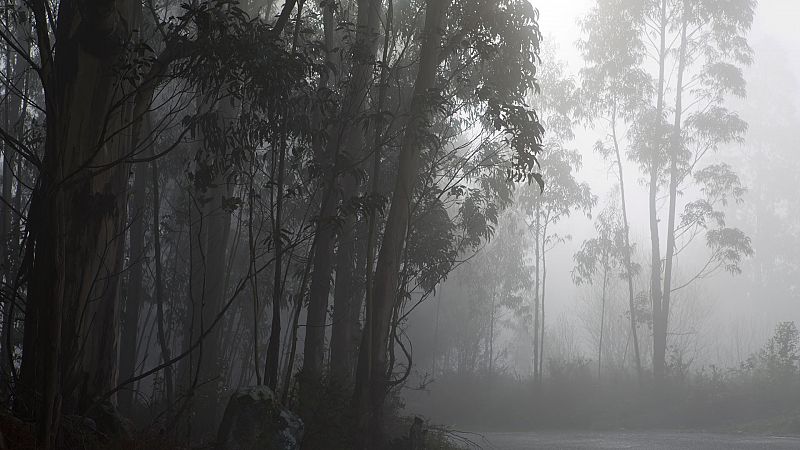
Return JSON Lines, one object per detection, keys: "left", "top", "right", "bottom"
{"left": 352, "top": 0, "right": 449, "bottom": 441}
{"left": 329, "top": 219, "right": 359, "bottom": 384}
{"left": 0, "top": 4, "right": 28, "bottom": 390}
{"left": 118, "top": 124, "right": 150, "bottom": 413}
{"left": 533, "top": 207, "right": 540, "bottom": 382}
{"left": 19, "top": 1, "right": 134, "bottom": 446}
{"left": 303, "top": 0, "right": 381, "bottom": 394}
{"left": 650, "top": 0, "right": 668, "bottom": 384}
{"left": 659, "top": 0, "right": 688, "bottom": 382}
{"left": 611, "top": 112, "right": 643, "bottom": 385}
{"left": 598, "top": 264, "right": 608, "bottom": 380}
{"left": 265, "top": 117, "right": 287, "bottom": 390}
{"left": 151, "top": 159, "right": 174, "bottom": 408}
{"left": 539, "top": 224, "right": 548, "bottom": 379}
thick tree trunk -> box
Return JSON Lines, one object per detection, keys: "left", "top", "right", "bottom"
{"left": 352, "top": 0, "right": 448, "bottom": 441}
{"left": 19, "top": 1, "right": 134, "bottom": 446}
{"left": 329, "top": 217, "right": 359, "bottom": 385}
{"left": 303, "top": 0, "right": 381, "bottom": 393}
{"left": 195, "top": 158, "right": 234, "bottom": 431}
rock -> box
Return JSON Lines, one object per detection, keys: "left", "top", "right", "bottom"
{"left": 216, "top": 386, "right": 304, "bottom": 450}
{"left": 409, "top": 416, "right": 426, "bottom": 450}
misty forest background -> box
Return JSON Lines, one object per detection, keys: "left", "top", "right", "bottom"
{"left": 0, "top": 0, "right": 799, "bottom": 448}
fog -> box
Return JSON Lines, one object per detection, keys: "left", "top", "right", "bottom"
{"left": 1, "top": 0, "right": 799, "bottom": 448}
{"left": 401, "top": 0, "right": 800, "bottom": 439}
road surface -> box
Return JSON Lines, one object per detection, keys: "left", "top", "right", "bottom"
{"left": 451, "top": 430, "right": 800, "bottom": 449}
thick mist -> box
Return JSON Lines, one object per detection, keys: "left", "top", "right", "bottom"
{"left": 402, "top": 0, "right": 800, "bottom": 442}
{"left": 0, "top": 0, "right": 798, "bottom": 449}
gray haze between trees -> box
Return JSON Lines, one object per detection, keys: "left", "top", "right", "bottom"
{"left": 0, "top": 0, "right": 798, "bottom": 449}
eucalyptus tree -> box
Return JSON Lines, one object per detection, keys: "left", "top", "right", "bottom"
{"left": 573, "top": 201, "right": 633, "bottom": 379}
{"left": 578, "top": 2, "right": 651, "bottom": 383}
{"left": 15, "top": 3, "right": 144, "bottom": 446}
{"left": 429, "top": 207, "right": 531, "bottom": 378}
{"left": 519, "top": 148, "right": 594, "bottom": 383}
{"left": 303, "top": 0, "right": 383, "bottom": 395}
{"left": 520, "top": 52, "right": 595, "bottom": 383}
{"left": 353, "top": 0, "right": 545, "bottom": 439}
{"left": 580, "top": 0, "right": 756, "bottom": 384}
{"left": 0, "top": 0, "right": 32, "bottom": 398}
{"left": 2, "top": 0, "right": 318, "bottom": 444}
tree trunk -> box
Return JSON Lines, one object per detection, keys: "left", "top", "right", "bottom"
{"left": 611, "top": 111, "right": 643, "bottom": 385}
{"left": 118, "top": 126, "right": 150, "bottom": 413}
{"left": 0, "top": 5, "right": 28, "bottom": 390}
{"left": 303, "top": 0, "right": 381, "bottom": 394}
{"left": 539, "top": 224, "right": 548, "bottom": 379}
{"left": 533, "top": 207, "right": 540, "bottom": 382}
{"left": 19, "top": 1, "right": 134, "bottom": 446}
{"left": 352, "top": 0, "right": 449, "bottom": 441}
{"left": 265, "top": 118, "right": 287, "bottom": 390}
{"left": 194, "top": 150, "right": 234, "bottom": 432}
{"left": 660, "top": 0, "right": 688, "bottom": 382}
{"left": 152, "top": 160, "right": 175, "bottom": 408}
{"left": 598, "top": 265, "right": 608, "bottom": 380}
{"left": 329, "top": 218, "right": 359, "bottom": 385}
{"left": 650, "top": 0, "right": 668, "bottom": 384}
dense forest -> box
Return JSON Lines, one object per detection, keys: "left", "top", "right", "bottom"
{"left": 0, "top": 0, "right": 798, "bottom": 449}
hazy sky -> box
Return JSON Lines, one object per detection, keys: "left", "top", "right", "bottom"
{"left": 534, "top": 0, "right": 800, "bottom": 77}
{"left": 518, "top": 0, "right": 800, "bottom": 353}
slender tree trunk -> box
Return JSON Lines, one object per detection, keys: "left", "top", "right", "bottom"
{"left": 533, "top": 207, "right": 540, "bottom": 382}
{"left": 353, "top": 0, "right": 392, "bottom": 418}
{"left": 152, "top": 160, "right": 175, "bottom": 408}
{"left": 247, "top": 168, "right": 262, "bottom": 386}
{"left": 118, "top": 129, "right": 150, "bottom": 413}
{"left": 352, "top": 0, "right": 449, "bottom": 441}
{"left": 660, "top": 0, "right": 689, "bottom": 381}
{"left": 265, "top": 118, "right": 287, "bottom": 390}
{"left": 180, "top": 186, "right": 208, "bottom": 402}
{"left": 539, "top": 224, "right": 547, "bottom": 379}
{"left": 611, "top": 112, "right": 643, "bottom": 385}
{"left": 650, "top": 0, "right": 668, "bottom": 384}
{"left": 184, "top": 94, "right": 237, "bottom": 433}
{"left": 488, "top": 294, "right": 495, "bottom": 377}
{"left": 303, "top": 0, "right": 381, "bottom": 395}
{"left": 0, "top": 5, "right": 27, "bottom": 387}
{"left": 598, "top": 265, "right": 608, "bottom": 380}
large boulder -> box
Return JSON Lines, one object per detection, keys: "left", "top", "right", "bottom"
{"left": 216, "top": 386, "right": 303, "bottom": 450}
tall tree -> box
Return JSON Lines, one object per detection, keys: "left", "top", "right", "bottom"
{"left": 303, "top": 0, "right": 383, "bottom": 395}
{"left": 581, "top": 0, "right": 756, "bottom": 384}
{"left": 522, "top": 52, "right": 594, "bottom": 382}
{"left": 520, "top": 148, "right": 594, "bottom": 382}
{"left": 353, "top": 0, "right": 544, "bottom": 440}
{"left": 578, "top": 1, "right": 651, "bottom": 383}
{"left": 17, "top": 1, "right": 136, "bottom": 446}
{"left": 573, "top": 200, "right": 633, "bottom": 379}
